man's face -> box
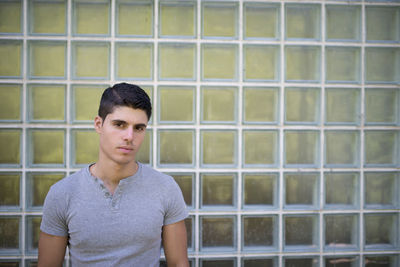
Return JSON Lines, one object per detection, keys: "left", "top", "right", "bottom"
{"left": 94, "top": 106, "right": 148, "bottom": 166}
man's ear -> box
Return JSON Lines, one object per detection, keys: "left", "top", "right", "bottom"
{"left": 94, "top": 116, "right": 103, "bottom": 133}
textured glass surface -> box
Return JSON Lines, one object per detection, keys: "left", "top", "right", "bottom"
{"left": 159, "top": 130, "right": 193, "bottom": 166}
{"left": 285, "top": 173, "right": 318, "bottom": 208}
{"left": 325, "top": 88, "right": 360, "bottom": 125}
{"left": 284, "top": 215, "right": 318, "bottom": 249}
{"left": 202, "top": 2, "right": 237, "bottom": 38}
{"left": 364, "top": 131, "right": 398, "bottom": 166}
{"left": 326, "top": 47, "right": 360, "bottom": 83}
{"left": 243, "top": 174, "right": 276, "bottom": 207}
{"left": 365, "top": 89, "right": 398, "bottom": 125}
{"left": 326, "top": 5, "right": 360, "bottom": 41}
{"left": 202, "top": 87, "right": 236, "bottom": 123}
{"left": 0, "top": 41, "right": 22, "bottom": 77}
{"left": 243, "top": 87, "right": 278, "bottom": 123}
{"left": 30, "top": 0, "right": 66, "bottom": 34}
{"left": 365, "top": 213, "right": 397, "bottom": 248}
{"left": 0, "top": 129, "right": 20, "bottom": 165}
{"left": 244, "top": 3, "right": 279, "bottom": 39}
{"left": 72, "top": 85, "right": 105, "bottom": 122}
{"left": 160, "top": 2, "right": 195, "bottom": 37}
{"left": 29, "top": 41, "right": 66, "bottom": 78}
{"left": 73, "top": 0, "right": 109, "bottom": 36}
{"left": 159, "top": 43, "right": 195, "bottom": 80}
{"left": 325, "top": 131, "right": 359, "bottom": 167}
{"left": 364, "top": 255, "right": 398, "bottom": 267}
{"left": 365, "top": 172, "right": 398, "bottom": 208}
{"left": 243, "top": 258, "right": 274, "bottom": 267}
{"left": 116, "top": 42, "right": 152, "bottom": 80}
{"left": 29, "top": 84, "right": 65, "bottom": 121}
{"left": 117, "top": 1, "right": 152, "bottom": 36}
{"left": 0, "top": 0, "right": 21, "bottom": 33}
{"left": 243, "top": 130, "right": 277, "bottom": 166}
{"left": 285, "top": 4, "right": 320, "bottom": 40}
{"left": 171, "top": 174, "right": 193, "bottom": 206}
{"left": 285, "top": 131, "right": 319, "bottom": 166}
{"left": 26, "top": 216, "right": 41, "bottom": 253}
{"left": 185, "top": 217, "right": 193, "bottom": 249}
{"left": 27, "top": 173, "right": 64, "bottom": 208}
{"left": 324, "top": 214, "right": 358, "bottom": 250}
{"left": 202, "top": 44, "right": 237, "bottom": 80}
{"left": 243, "top": 216, "right": 275, "bottom": 249}
{"left": 159, "top": 86, "right": 194, "bottom": 123}
{"left": 0, "top": 217, "right": 20, "bottom": 250}
{"left": 244, "top": 45, "right": 279, "bottom": 81}
{"left": 325, "top": 257, "right": 359, "bottom": 267}
{"left": 72, "top": 42, "right": 109, "bottom": 79}
{"left": 201, "top": 216, "right": 235, "bottom": 250}
{"left": 29, "top": 130, "right": 64, "bottom": 166}
{"left": 201, "top": 174, "right": 235, "bottom": 207}
{"left": 325, "top": 173, "right": 358, "bottom": 207}
{"left": 285, "top": 87, "right": 319, "bottom": 124}
{"left": 365, "top": 48, "right": 399, "bottom": 83}
{"left": 0, "top": 262, "right": 20, "bottom": 267}
{"left": 201, "top": 130, "right": 236, "bottom": 166}
{"left": 0, "top": 84, "right": 21, "bottom": 121}
{"left": 201, "top": 259, "right": 235, "bottom": 267}
{"left": 285, "top": 46, "right": 320, "bottom": 82}
{"left": 72, "top": 130, "right": 99, "bottom": 166}
{"left": 135, "top": 129, "right": 151, "bottom": 164}
{"left": 0, "top": 173, "right": 20, "bottom": 207}
{"left": 366, "top": 7, "right": 399, "bottom": 42}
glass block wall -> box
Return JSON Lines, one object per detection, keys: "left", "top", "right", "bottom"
{"left": 0, "top": 0, "right": 399, "bottom": 266}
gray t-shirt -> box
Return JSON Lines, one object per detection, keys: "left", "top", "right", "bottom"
{"left": 40, "top": 162, "right": 188, "bottom": 266}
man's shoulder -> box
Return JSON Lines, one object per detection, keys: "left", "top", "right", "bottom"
{"left": 49, "top": 167, "right": 89, "bottom": 194}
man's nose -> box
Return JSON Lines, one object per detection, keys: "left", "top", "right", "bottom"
{"left": 123, "top": 127, "right": 134, "bottom": 141}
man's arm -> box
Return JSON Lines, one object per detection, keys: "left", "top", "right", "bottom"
{"left": 38, "top": 231, "right": 68, "bottom": 267}
{"left": 162, "top": 220, "right": 189, "bottom": 267}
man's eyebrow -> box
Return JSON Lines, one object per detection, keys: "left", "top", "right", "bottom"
{"left": 111, "top": 120, "right": 147, "bottom": 127}
{"left": 111, "top": 119, "right": 126, "bottom": 124}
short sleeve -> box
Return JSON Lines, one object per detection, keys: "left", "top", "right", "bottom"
{"left": 163, "top": 179, "right": 189, "bottom": 226}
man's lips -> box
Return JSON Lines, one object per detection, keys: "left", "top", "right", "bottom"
{"left": 117, "top": 146, "right": 133, "bottom": 153}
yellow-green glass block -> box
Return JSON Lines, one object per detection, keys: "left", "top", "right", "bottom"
{"left": 117, "top": 2, "right": 152, "bottom": 36}
{"left": 326, "top": 5, "right": 360, "bottom": 41}
{"left": 325, "top": 131, "right": 359, "bottom": 166}
{"left": 284, "top": 216, "right": 316, "bottom": 246}
{"left": 285, "top": 131, "right": 318, "bottom": 166}
{"left": 285, "top": 87, "right": 319, "bottom": 124}
{"left": 72, "top": 130, "right": 99, "bottom": 165}
{"left": 365, "top": 214, "right": 396, "bottom": 246}
{"left": 28, "top": 173, "right": 64, "bottom": 207}
{"left": 0, "top": 41, "right": 21, "bottom": 77}
{"left": 243, "top": 216, "right": 274, "bottom": 247}
{"left": 365, "top": 131, "right": 398, "bottom": 166}
{"left": 160, "top": 3, "right": 195, "bottom": 37}
{"left": 366, "top": 7, "right": 399, "bottom": 42}
{"left": 0, "top": 173, "right": 20, "bottom": 207}
{"left": 0, "top": 0, "right": 21, "bottom": 33}
{"left": 285, "top": 46, "right": 320, "bottom": 82}
{"left": 244, "top": 3, "right": 279, "bottom": 39}
{"left": 0, "top": 261, "right": 20, "bottom": 266}
{"left": 135, "top": 130, "right": 151, "bottom": 164}
{"left": 29, "top": 41, "right": 66, "bottom": 78}
{"left": 26, "top": 216, "right": 41, "bottom": 252}
{"left": 325, "top": 88, "right": 359, "bottom": 124}
{"left": 73, "top": 85, "right": 104, "bottom": 121}
{"left": 0, "top": 129, "right": 20, "bottom": 165}
{"left": 244, "top": 88, "right": 278, "bottom": 123}
{"left": 30, "top": 130, "right": 64, "bottom": 165}
{"left": 202, "top": 130, "right": 236, "bottom": 166}
{"left": 202, "top": 44, "right": 237, "bottom": 80}
{"left": 73, "top": 42, "right": 109, "bottom": 79}
{"left": 243, "top": 174, "right": 276, "bottom": 206}
{"left": 30, "top": 85, "right": 65, "bottom": 121}
{"left": 243, "top": 131, "right": 277, "bottom": 166}
{"left": 159, "top": 130, "right": 193, "bottom": 165}
{"left": 285, "top": 4, "right": 320, "bottom": 40}
{"left": 365, "top": 48, "right": 399, "bottom": 83}
{"left": 324, "top": 214, "right": 357, "bottom": 247}
{"left": 30, "top": 1, "right": 66, "bottom": 34}
{"left": 365, "top": 172, "right": 397, "bottom": 206}
{"left": 244, "top": 45, "right": 279, "bottom": 81}
{"left": 0, "top": 217, "right": 20, "bottom": 250}
{"left": 365, "top": 89, "right": 398, "bottom": 124}
{"left": 285, "top": 173, "right": 317, "bottom": 206}
{"left": 326, "top": 47, "right": 360, "bottom": 82}
{"left": 201, "top": 217, "right": 234, "bottom": 248}
{"left": 74, "top": 1, "right": 109, "bottom": 35}
{"left": 202, "top": 174, "right": 234, "bottom": 206}
{"left": 116, "top": 43, "right": 152, "bottom": 79}
{"left": 202, "top": 3, "right": 237, "bottom": 38}
{"left": 159, "top": 87, "right": 194, "bottom": 122}
{"left": 0, "top": 84, "right": 21, "bottom": 121}
{"left": 159, "top": 44, "right": 195, "bottom": 80}
{"left": 202, "top": 87, "right": 236, "bottom": 122}
{"left": 171, "top": 174, "right": 192, "bottom": 206}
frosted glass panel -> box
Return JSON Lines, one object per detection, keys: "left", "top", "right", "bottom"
{"left": 73, "top": 0, "right": 109, "bottom": 35}
{"left": 0, "top": 84, "right": 21, "bottom": 121}
{"left": 365, "top": 172, "right": 398, "bottom": 207}
{"left": 364, "top": 256, "right": 398, "bottom": 267}
{"left": 202, "top": 87, "right": 236, "bottom": 123}
{"left": 116, "top": 43, "right": 152, "bottom": 80}
{"left": 201, "top": 216, "right": 235, "bottom": 250}
{"left": 135, "top": 130, "right": 151, "bottom": 164}
{"left": 159, "top": 130, "right": 193, "bottom": 166}
{"left": 243, "top": 216, "right": 275, "bottom": 248}
{"left": 325, "top": 257, "right": 359, "bottom": 267}
{"left": 117, "top": 1, "right": 152, "bottom": 36}
{"left": 244, "top": 3, "right": 279, "bottom": 39}
{"left": 325, "top": 173, "right": 358, "bottom": 207}
{"left": 364, "top": 131, "right": 398, "bottom": 166}
{"left": 72, "top": 42, "right": 109, "bottom": 79}
{"left": 326, "top": 47, "right": 360, "bottom": 83}
{"left": 0, "top": 129, "right": 21, "bottom": 165}
{"left": 27, "top": 173, "right": 64, "bottom": 208}
{"left": 159, "top": 43, "right": 195, "bottom": 80}
{"left": 284, "top": 215, "right": 318, "bottom": 249}
{"left": 72, "top": 85, "right": 105, "bottom": 122}
{"left": 29, "top": 130, "right": 64, "bottom": 166}
{"left": 365, "top": 89, "right": 398, "bottom": 125}
{"left": 0, "top": 217, "right": 20, "bottom": 250}
{"left": 0, "top": 1, "right": 21, "bottom": 33}
{"left": 325, "top": 131, "right": 359, "bottom": 167}
{"left": 365, "top": 48, "right": 399, "bottom": 83}
{"left": 201, "top": 259, "right": 235, "bottom": 267}
{"left": 160, "top": 2, "right": 195, "bottom": 37}
{"left": 159, "top": 86, "right": 194, "bottom": 123}
{"left": 326, "top": 5, "right": 360, "bottom": 41}
{"left": 0, "top": 41, "right": 22, "bottom": 77}
{"left": 243, "top": 259, "right": 274, "bottom": 267}
{"left": 202, "top": 44, "right": 237, "bottom": 80}
{"left": 201, "top": 174, "right": 235, "bottom": 207}
{"left": 202, "top": 2, "right": 237, "bottom": 38}
{"left": 285, "top": 46, "right": 320, "bottom": 82}
{"left": 243, "top": 87, "right": 278, "bottom": 123}
{"left": 72, "top": 130, "right": 99, "bottom": 166}
{"left": 201, "top": 130, "right": 236, "bottom": 166}
{"left": 325, "top": 88, "right": 360, "bottom": 125}
{"left": 285, "top": 4, "right": 320, "bottom": 40}
{"left": 285, "top": 130, "right": 319, "bottom": 166}
{"left": 171, "top": 174, "right": 193, "bottom": 206}
{"left": 0, "top": 173, "right": 20, "bottom": 207}
{"left": 285, "top": 87, "right": 319, "bottom": 124}
{"left": 243, "top": 130, "right": 277, "bottom": 166}
{"left": 30, "top": 1, "right": 66, "bottom": 34}
{"left": 285, "top": 173, "right": 318, "bottom": 207}
{"left": 366, "top": 7, "right": 399, "bottom": 42}
{"left": 364, "top": 213, "right": 397, "bottom": 248}
{"left": 244, "top": 45, "right": 279, "bottom": 81}
{"left": 324, "top": 214, "right": 358, "bottom": 250}
{"left": 26, "top": 216, "right": 41, "bottom": 253}
{"left": 29, "top": 41, "right": 66, "bottom": 78}
{"left": 29, "top": 85, "right": 65, "bottom": 121}
{"left": 243, "top": 174, "right": 276, "bottom": 207}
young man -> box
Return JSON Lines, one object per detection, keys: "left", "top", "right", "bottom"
{"left": 38, "top": 83, "right": 189, "bottom": 266}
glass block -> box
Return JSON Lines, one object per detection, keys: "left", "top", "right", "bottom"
{"left": 159, "top": 86, "right": 194, "bottom": 123}
{"left": 244, "top": 45, "right": 279, "bottom": 81}
{"left": 28, "top": 129, "right": 65, "bottom": 166}
{"left": 284, "top": 215, "right": 318, "bottom": 250}
{"left": 326, "top": 5, "right": 361, "bottom": 41}
{"left": 284, "top": 130, "right": 319, "bottom": 167}
{"left": 201, "top": 216, "right": 235, "bottom": 251}
{"left": 244, "top": 3, "right": 279, "bottom": 39}
{"left": 285, "top": 4, "right": 320, "bottom": 40}
{"left": 0, "top": 0, "right": 21, "bottom": 34}
{"left": 243, "top": 87, "right": 278, "bottom": 124}
{"left": 115, "top": 42, "right": 152, "bottom": 80}
{"left": 284, "top": 173, "right": 318, "bottom": 208}
{"left": 28, "top": 84, "right": 65, "bottom": 121}
{"left": 285, "top": 87, "right": 320, "bottom": 124}
{"left": 284, "top": 257, "right": 319, "bottom": 267}
{"left": 0, "top": 261, "right": 20, "bottom": 267}
{"left": 72, "top": 85, "right": 105, "bottom": 122}
{"left": 364, "top": 255, "right": 399, "bottom": 267}
{"left": 158, "top": 130, "right": 194, "bottom": 166}
{"left": 202, "top": 87, "right": 236, "bottom": 123}
{"left": 201, "top": 173, "right": 235, "bottom": 208}
{"left": 201, "top": 130, "right": 236, "bottom": 167}
{"left": 202, "top": 44, "right": 237, "bottom": 81}
{"left": 116, "top": 0, "right": 152, "bottom": 36}
{"left": 365, "top": 47, "right": 399, "bottom": 83}
{"left": 285, "top": 46, "right": 320, "bottom": 82}
{"left": 0, "top": 216, "right": 20, "bottom": 252}
{"left": 29, "top": 41, "right": 66, "bottom": 78}
{"left": 325, "top": 173, "right": 358, "bottom": 208}
{"left": 243, "top": 258, "right": 275, "bottom": 267}
{"left": 366, "top": 7, "right": 399, "bottom": 42}
{"left": 242, "top": 216, "right": 276, "bottom": 250}
{"left": 364, "top": 130, "right": 398, "bottom": 166}
{"left": 27, "top": 172, "right": 64, "bottom": 209}
{"left": 73, "top": 0, "right": 109, "bottom": 36}
{"left": 365, "top": 172, "right": 398, "bottom": 208}
{"left": 326, "top": 47, "right": 360, "bottom": 83}
{"left": 243, "top": 130, "right": 278, "bottom": 167}
{"left": 201, "top": 259, "right": 235, "bottom": 267}
{"left": 243, "top": 173, "right": 277, "bottom": 207}
{"left": 72, "top": 42, "right": 110, "bottom": 79}
{"left": 25, "top": 216, "right": 41, "bottom": 254}
{"left": 30, "top": 0, "right": 66, "bottom": 35}
{"left": 135, "top": 129, "right": 151, "bottom": 165}
{"left": 202, "top": 2, "right": 237, "bottom": 39}
{"left": 159, "top": 43, "right": 195, "bottom": 80}
{"left": 324, "top": 214, "right": 358, "bottom": 251}
{"left": 0, "top": 173, "right": 20, "bottom": 208}
{"left": 185, "top": 216, "right": 193, "bottom": 250}
{"left": 325, "top": 131, "right": 359, "bottom": 167}
{"left": 71, "top": 130, "right": 99, "bottom": 166}
{"left": 0, "top": 84, "right": 21, "bottom": 121}
{"left": 159, "top": 1, "right": 195, "bottom": 37}
{"left": 365, "top": 88, "right": 399, "bottom": 125}
{"left": 25, "top": 260, "right": 38, "bottom": 267}
{"left": 325, "top": 256, "right": 359, "bottom": 267}
{"left": 0, "top": 40, "right": 22, "bottom": 77}
{"left": 364, "top": 213, "right": 398, "bottom": 249}
{"left": 170, "top": 174, "right": 193, "bottom": 207}
{"left": 0, "top": 129, "right": 21, "bottom": 166}
{"left": 325, "top": 88, "right": 360, "bottom": 125}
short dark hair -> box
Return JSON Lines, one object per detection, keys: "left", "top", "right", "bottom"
{"left": 98, "top": 83, "right": 152, "bottom": 121}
